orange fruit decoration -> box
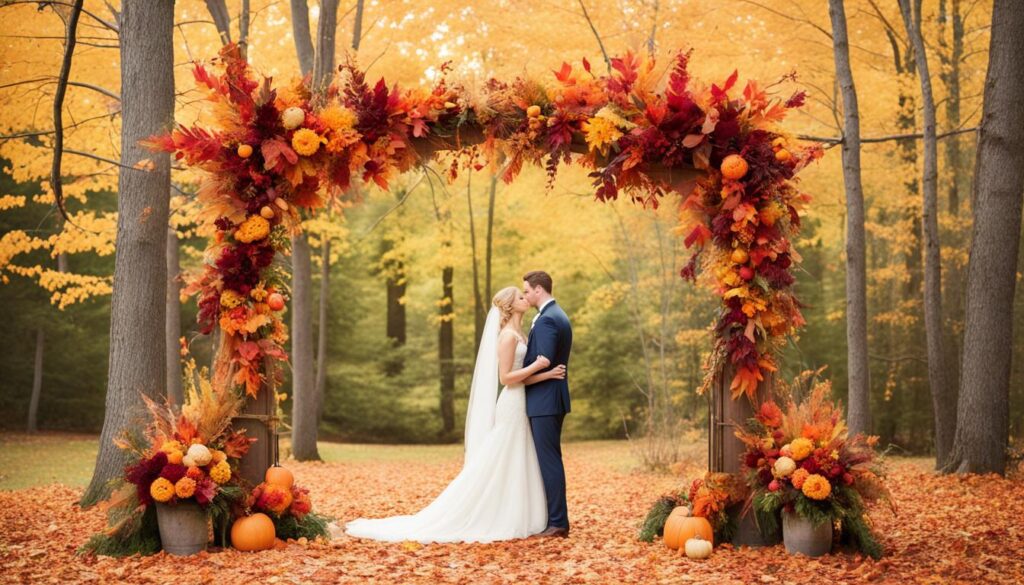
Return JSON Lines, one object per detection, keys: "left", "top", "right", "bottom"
{"left": 237, "top": 144, "right": 253, "bottom": 158}
{"left": 720, "top": 154, "right": 749, "bottom": 180}
{"left": 266, "top": 293, "right": 286, "bottom": 312}
{"left": 730, "top": 248, "right": 749, "bottom": 265}
{"left": 231, "top": 513, "right": 276, "bottom": 551}
{"left": 265, "top": 465, "right": 294, "bottom": 489}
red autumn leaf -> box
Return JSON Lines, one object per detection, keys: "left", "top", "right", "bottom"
{"left": 684, "top": 224, "right": 712, "bottom": 249}
{"left": 261, "top": 138, "right": 298, "bottom": 171}
{"left": 553, "top": 62, "right": 573, "bottom": 83}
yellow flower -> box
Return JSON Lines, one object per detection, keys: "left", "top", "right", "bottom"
{"left": 234, "top": 215, "right": 271, "bottom": 243}
{"left": 174, "top": 477, "right": 197, "bottom": 499}
{"left": 291, "top": 128, "right": 325, "bottom": 156}
{"left": 582, "top": 116, "right": 622, "bottom": 156}
{"left": 160, "top": 440, "right": 183, "bottom": 454}
{"left": 801, "top": 474, "right": 832, "bottom": 500}
{"left": 791, "top": 468, "right": 810, "bottom": 489}
{"left": 319, "top": 105, "right": 357, "bottom": 131}
{"left": 830, "top": 449, "right": 840, "bottom": 460}
{"left": 210, "top": 461, "right": 231, "bottom": 485}
{"left": 790, "top": 437, "right": 814, "bottom": 461}
{"left": 250, "top": 282, "right": 268, "bottom": 302}
{"left": 150, "top": 478, "right": 175, "bottom": 503}
{"left": 220, "top": 289, "right": 245, "bottom": 309}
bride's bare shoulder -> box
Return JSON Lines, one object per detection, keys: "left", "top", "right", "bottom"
{"left": 498, "top": 328, "right": 526, "bottom": 345}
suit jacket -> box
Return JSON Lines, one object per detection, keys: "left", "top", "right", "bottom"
{"left": 524, "top": 300, "right": 572, "bottom": 417}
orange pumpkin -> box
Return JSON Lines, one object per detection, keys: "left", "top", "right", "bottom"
{"left": 265, "top": 465, "right": 294, "bottom": 489}
{"left": 730, "top": 248, "right": 749, "bottom": 265}
{"left": 720, "top": 154, "right": 749, "bottom": 180}
{"left": 663, "top": 507, "right": 714, "bottom": 550}
{"left": 231, "top": 513, "right": 276, "bottom": 552}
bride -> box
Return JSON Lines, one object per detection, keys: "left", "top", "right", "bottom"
{"left": 344, "top": 287, "right": 566, "bottom": 543}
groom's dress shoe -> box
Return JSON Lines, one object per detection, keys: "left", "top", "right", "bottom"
{"left": 534, "top": 526, "right": 569, "bottom": 538}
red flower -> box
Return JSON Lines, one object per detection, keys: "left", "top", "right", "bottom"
{"left": 159, "top": 463, "right": 187, "bottom": 484}
{"left": 756, "top": 401, "right": 783, "bottom": 428}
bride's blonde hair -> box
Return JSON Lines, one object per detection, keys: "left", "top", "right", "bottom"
{"left": 492, "top": 286, "right": 519, "bottom": 327}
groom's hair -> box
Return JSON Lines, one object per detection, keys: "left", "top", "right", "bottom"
{"left": 523, "top": 270, "right": 552, "bottom": 294}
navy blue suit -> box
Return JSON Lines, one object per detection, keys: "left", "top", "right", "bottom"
{"left": 524, "top": 300, "right": 572, "bottom": 530}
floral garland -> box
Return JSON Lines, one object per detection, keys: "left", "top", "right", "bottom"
{"left": 145, "top": 43, "right": 819, "bottom": 402}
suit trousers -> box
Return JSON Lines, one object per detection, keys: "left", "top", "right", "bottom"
{"left": 529, "top": 414, "right": 568, "bottom": 529}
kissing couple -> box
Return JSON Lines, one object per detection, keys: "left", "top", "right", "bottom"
{"left": 346, "top": 270, "right": 573, "bottom": 543}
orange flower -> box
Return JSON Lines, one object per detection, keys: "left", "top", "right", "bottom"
{"left": 791, "top": 468, "right": 810, "bottom": 489}
{"left": 756, "top": 401, "right": 783, "bottom": 428}
{"left": 801, "top": 474, "right": 832, "bottom": 500}
{"left": 150, "top": 478, "right": 174, "bottom": 503}
{"left": 291, "top": 128, "right": 325, "bottom": 156}
{"left": 175, "top": 477, "right": 197, "bottom": 499}
{"left": 790, "top": 438, "right": 814, "bottom": 461}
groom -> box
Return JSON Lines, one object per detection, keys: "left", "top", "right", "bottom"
{"left": 522, "top": 270, "right": 572, "bottom": 538}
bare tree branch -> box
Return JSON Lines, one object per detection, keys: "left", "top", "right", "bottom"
{"left": 51, "top": 0, "right": 84, "bottom": 223}
{"left": 799, "top": 125, "right": 978, "bottom": 147}
{"left": 1, "top": 0, "right": 118, "bottom": 33}
{"left": 738, "top": 0, "right": 832, "bottom": 39}
{"left": 577, "top": 0, "right": 611, "bottom": 72}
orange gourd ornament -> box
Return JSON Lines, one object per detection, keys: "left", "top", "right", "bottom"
{"left": 231, "top": 513, "right": 276, "bottom": 551}
{"left": 265, "top": 465, "right": 294, "bottom": 489}
{"left": 663, "top": 506, "right": 714, "bottom": 550}
{"left": 720, "top": 154, "right": 749, "bottom": 180}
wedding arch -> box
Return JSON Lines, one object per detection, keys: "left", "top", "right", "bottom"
{"left": 147, "top": 44, "right": 821, "bottom": 486}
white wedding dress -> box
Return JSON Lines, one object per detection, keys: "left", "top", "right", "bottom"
{"left": 345, "top": 323, "right": 548, "bottom": 543}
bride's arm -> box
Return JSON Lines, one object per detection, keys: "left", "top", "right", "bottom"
{"left": 498, "top": 333, "right": 550, "bottom": 386}
{"left": 524, "top": 364, "right": 566, "bottom": 386}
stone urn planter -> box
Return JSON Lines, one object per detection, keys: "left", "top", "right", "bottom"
{"left": 782, "top": 510, "right": 832, "bottom": 557}
{"left": 156, "top": 501, "right": 209, "bottom": 556}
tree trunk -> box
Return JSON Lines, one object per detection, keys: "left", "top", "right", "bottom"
{"left": 439, "top": 265, "right": 456, "bottom": 438}
{"left": 467, "top": 173, "right": 485, "bottom": 354}
{"left": 938, "top": 0, "right": 966, "bottom": 441}
{"left": 485, "top": 172, "right": 497, "bottom": 302}
{"left": 382, "top": 230, "right": 407, "bottom": 376}
{"left": 289, "top": 0, "right": 315, "bottom": 74}
{"left": 81, "top": 0, "right": 174, "bottom": 507}
{"left": 314, "top": 238, "right": 329, "bottom": 424}
{"left": 204, "top": 0, "right": 231, "bottom": 45}
{"left": 900, "top": 0, "right": 954, "bottom": 468}
{"left": 166, "top": 227, "right": 183, "bottom": 407}
{"left": 27, "top": 328, "right": 43, "bottom": 433}
{"left": 828, "top": 0, "right": 871, "bottom": 435}
{"left": 313, "top": 0, "right": 340, "bottom": 90}
{"left": 290, "top": 233, "right": 320, "bottom": 460}
{"left": 239, "top": 0, "right": 250, "bottom": 60}
{"left": 944, "top": 0, "right": 1024, "bottom": 475}
{"left": 287, "top": 0, "right": 341, "bottom": 461}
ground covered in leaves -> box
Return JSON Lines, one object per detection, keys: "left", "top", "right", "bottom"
{"left": 1, "top": 439, "right": 1023, "bottom": 584}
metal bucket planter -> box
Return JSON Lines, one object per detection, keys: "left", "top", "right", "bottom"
{"left": 782, "top": 511, "right": 832, "bottom": 557}
{"left": 156, "top": 501, "right": 209, "bottom": 556}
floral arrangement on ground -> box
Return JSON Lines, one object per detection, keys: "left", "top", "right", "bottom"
{"left": 735, "top": 376, "right": 894, "bottom": 558}
{"left": 81, "top": 359, "right": 331, "bottom": 556}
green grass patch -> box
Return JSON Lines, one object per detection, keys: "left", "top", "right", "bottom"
{"left": 0, "top": 432, "right": 98, "bottom": 491}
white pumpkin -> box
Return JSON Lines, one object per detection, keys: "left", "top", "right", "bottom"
{"left": 773, "top": 456, "right": 796, "bottom": 477}
{"left": 185, "top": 443, "right": 212, "bottom": 467}
{"left": 282, "top": 107, "right": 305, "bottom": 130}
{"left": 684, "top": 536, "right": 713, "bottom": 560}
